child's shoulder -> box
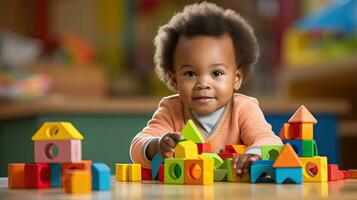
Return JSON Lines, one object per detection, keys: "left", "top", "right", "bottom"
{"left": 232, "top": 93, "right": 259, "bottom": 107}
{"left": 158, "top": 94, "right": 183, "bottom": 107}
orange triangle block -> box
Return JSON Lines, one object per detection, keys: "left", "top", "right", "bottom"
{"left": 273, "top": 144, "right": 302, "bottom": 168}
{"left": 288, "top": 105, "right": 317, "bottom": 124}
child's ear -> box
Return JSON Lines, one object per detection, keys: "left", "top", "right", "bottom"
{"left": 169, "top": 72, "right": 178, "bottom": 90}
{"left": 234, "top": 69, "right": 243, "bottom": 91}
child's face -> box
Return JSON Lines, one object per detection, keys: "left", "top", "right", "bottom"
{"left": 170, "top": 34, "right": 242, "bottom": 115}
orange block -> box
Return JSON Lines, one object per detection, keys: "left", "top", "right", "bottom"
{"left": 184, "top": 158, "right": 214, "bottom": 185}
{"left": 62, "top": 160, "right": 92, "bottom": 187}
{"left": 348, "top": 170, "right": 357, "bottom": 179}
{"left": 290, "top": 123, "right": 314, "bottom": 140}
{"left": 288, "top": 105, "right": 317, "bottom": 124}
{"left": 279, "top": 123, "right": 291, "bottom": 140}
{"left": 8, "top": 163, "right": 25, "bottom": 189}
{"left": 63, "top": 170, "right": 91, "bottom": 193}
{"left": 273, "top": 144, "right": 302, "bottom": 168}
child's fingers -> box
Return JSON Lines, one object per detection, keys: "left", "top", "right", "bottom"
{"left": 163, "top": 136, "right": 177, "bottom": 148}
{"left": 242, "top": 155, "right": 261, "bottom": 174}
{"left": 169, "top": 132, "right": 183, "bottom": 141}
{"left": 235, "top": 156, "right": 248, "bottom": 177}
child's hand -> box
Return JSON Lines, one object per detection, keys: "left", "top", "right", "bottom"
{"left": 232, "top": 154, "right": 261, "bottom": 179}
{"left": 158, "top": 132, "right": 183, "bottom": 158}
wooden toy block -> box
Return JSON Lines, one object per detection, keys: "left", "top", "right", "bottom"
{"left": 92, "top": 163, "right": 111, "bottom": 190}
{"left": 50, "top": 164, "right": 62, "bottom": 187}
{"left": 184, "top": 158, "right": 214, "bottom": 185}
{"left": 24, "top": 163, "right": 50, "bottom": 189}
{"left": 141, "top": 167, "right": 152, "bottom": 180}
{"left": 284, "top": 140, "right": 303, "bottom": 157}
{"left": 200, "top": 153, "right": 224, "bottom": 169}
{"left": 232, "top": 145, "right": 247, "bottom": 154}
{"left": 197, "top": 142, "right": 212, "bottom": 154}
{"left": 151, "top": 152, "right": 163, "bottom": 180}
{"left": 218, "top": 158, "right": 229, "bottom": 169}
{"left": 279, "top": 123, "right": 291, "bottom": 140}
{"left": 250, "top": 160, "right": 276, "bottom": 183}
{"left": 275, "top": 168, "right": 302, "bottom": 184}
{"left": 31, "top": 122, "right": 84, "bottom": 140}
{"left": 347, "top": 169, "right": 357, "bottom": 179}
{"left": 159, "top": 164, "right": 164, "bottom": 182}
{"left": 302, "top": 140, "right": 318, "bottom": 157}
{"left": 8, "top": 163, "right": 25, "bottom": 189}
{"left": 288, "top": 105, "right": 318, "bottom": 124}
{"left": 300, "top": 156, "right": 328, "bottom": 182}
{"left": 290, "top": 123, "right": 314, "bottom": 140}
{"left": 214, "top": 168, "right": 227, "bottom": 182}
{"left": 128, "top": 164, "right": 141, "bottom": 181}
{"left": 273, "top": 144, "right": 302, "bottom": 168}
{"left": 164, "top": 158, "right": 185, "bottom": 184}
{"left": 34, "top": 139, "right": 82, "bottom": 163}
{"left": 64, "top": 170, "right": 91, "bottom": 193}
{"left": 174, "top": 140, "right": 198, "bottom": 159}
{"left": 261, "top": 145, "right": 284, "bottom": 160}
{"left": 181, "top": 119, "right": 205, "bottom": 143}
{"left": 342, "top": 170, "right": 349, "bottom": 179}
{"left": 218, "top": 153, "right": 237, "bottom": 160}
{"left": 62, "top": 160, "right": 92, "bottom": 186}
{"left": 226, "top": 158, "right": 249, "bottom": 182}
{"left": 328, "top": 164, "right": 344, "bottom": 181}
{"left": 116, "top": 164, "right": 129, "bottom": 181}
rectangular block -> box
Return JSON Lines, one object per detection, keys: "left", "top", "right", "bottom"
{"left": 197, "top": 142, "right": 212, "bottom": 154}
{"left": 128, "top": 164, "right": 141, "bottom": 181}
{"left": 328, "top": 164, "right": 344, "bottom": 181}
{"left": 275, "top": 168, "right": 302, "bottom": 184}
{"left": 34, "top": 139, "right": 82, "bottom": 163}
{"left": 300, "top": 156, "right": 328, "bottom": 182}
{"left": 8, "top": 163, "right": 25, "bottom": 189}
{"left": 62, "top": 160, "right": 92, "bottom": 187}
{"left": 116, "top": 164, "right": 129, "bottom": 181}
{"left": 92, "top": 163, "right": 111, "bottom": 190}
{"left": 290, "top": 123, "right": 314, "bottom": 140}
{"left": 64, "top": 170, "right": 91, "bottom": 193}
{"left": 50, "top": 164, "right": 62, "bottom": 187}
{"left": 302, "top": 140, "right": 318, "bottom": 157}
{"left": 159, "top": 164, "right": 164, "bottom": 182}
{"left": 348, "top": 170, "right": 357, "bottom": 179}
{"left": 214, "top": 169, "right": 227, "bottom": 182}
{"left": 24, "top": 163, "right": 50, "bottom": 189}
{"left": 141, "top": 167, "right": 152, "bottom": 180}
{"left": 151, "top": 153, "right": 163, "bottom": 180}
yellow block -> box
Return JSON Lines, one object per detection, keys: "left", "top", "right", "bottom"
{"left": 174, "top": 140, "right": 198, "bottom": 159}
{"left": 116, "top": 164, "right": 129, "bottom": 181}
{"left": 300, "top": 156, "right": 328, "bottom": 182}
{"left": 128, "top": 164, "right": 141, "bottom": 181}
{"left": 232, "top": 145, "right": 247, "bottom": 154}
{"left": 31, "top": 122, "right": 84, "bottom": 140}
{"left": 64, "top": 170, "right": 91, "bottom": 193}
{"left": 290, "top": 123, "right": 314, "bottom": 140}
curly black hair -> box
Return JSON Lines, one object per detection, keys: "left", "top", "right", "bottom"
{"left": 154, "top": 1, "right": 259, "bottom": 91}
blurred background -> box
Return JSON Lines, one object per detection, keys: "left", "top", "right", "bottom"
{"left": 0, "top": 0, "right": 356, "bottom": 175}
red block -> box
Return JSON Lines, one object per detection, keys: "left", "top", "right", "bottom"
{"left": 348, "top": 169, "right": 357, "bottom": 179}
{"left": 159, "top": 165, "right": 164, "bottom": 183}
{"left": 197, "top": 143, "right": 212, "bottom": 154}
{"left": 218, "top": 153, "right": 237, "bottom": 160}
{"left": 24, "top": 163, "right": 50, "bottom": 189}
{"left": 141, "top": 167, "right": 152, "bottom": 180}
{"left": 342, "top": 170, "right": 349, "bottom": 179}
{"left": 328, "top": 164, "right": 344, "bottom": 181}
{"left": 224, "top": 145, "right": 236, "bottom": 153}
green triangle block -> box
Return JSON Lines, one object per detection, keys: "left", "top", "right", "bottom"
{"left": 181, "top": 119, "right": 205, "bottom": 143}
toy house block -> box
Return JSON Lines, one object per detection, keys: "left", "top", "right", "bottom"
{"left": 302, "top": 140, "right": 318, "bottom": 157}
{"left": 200, "top": 153, "right": 224, "bottom": 169}
{"left": 250, "top": 160, "right": 276, "bottom": 183}
{"left": 226, "top": 158, "right": 249, "bottom": 182}
{"left": 348, "top": 170, "right": 357, "bottom": 179}
{"left": 64, "top": 170, "right": 91, "bottom": 193}
{"left": 34, "top": 140, "right": 82, "bottom": 163}
{"left": 151, "top": 152, "right": 164, "bottom": 180}
{"left": 275, "top": 168, "right": 302, "bottom": 184}
{"left": 300, "top": 156, "right": 328, "bottom": 182}
{"left": 128, "top": 164, "right": 142, "bottom": 181}
{"left": 328, "top": 164, "right": 344, "bottom": 181}
{"left": 214, "top": 169, "right": 227, "bottom": 182}
{"left": 181, "top": 119, "right": 205, "bottom": 143}
{"left": 261, "top": 145, "right": 284, "bottom": 160}
{"left": 92, "top": 163, "right": 111, "bottom": 190}
{"left": 50, "top": 164, "right": 62, "bottom": 187}
{"left": 288, "top": 105, "right": 318, "bottom": 124}
{"left": 184, "top": 158, "right": 214, "bottom": 185}
{"left": 284, "top": 140, "right": 303, "bottom": 157}
{"left": 197, "top": 142, "right": 212, "bottom": 154}
{"left": 159, "top": 165, "right": 164, "bottom": 182}
{"left": 279, "top": 123, "right": 291, "bottom": 140}
{"left": 116, "top": 164, "right": 129, "bottom": 181}
{"left": 218, "top": 153, "right": 238, "bottom": 160}
{"left": 24, "top": 163, "right": 50, "bottom": 189}
{"left": 164, "top": 158, "right": 185, "bottom": 184}
{"left": 62, "top": 160, "right": 92, "bottom": 187}
{"left": 289, "top": 123, "right": 314, "bottom": 140}
{"left": 8, "top": 163, "right": 25, "bottom": 189}
{"left": 273, "top": 144, "right": 302, "bottom": 168}
{"left": 174, "top": 140, "right": 198, "bottom": 159}
{"left": 141, "top": 167, "right": 152, "bottom": 180}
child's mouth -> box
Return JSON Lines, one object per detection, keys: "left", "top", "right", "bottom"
{"left": 192, "top": 96, "right": 214, "bottom": 103}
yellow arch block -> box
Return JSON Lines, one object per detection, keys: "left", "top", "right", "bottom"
{"left": 32, "top": 122, "right": 84, "bottom": 141}
{"left": 174, "top": 140, "right": 198, "bottom": 159}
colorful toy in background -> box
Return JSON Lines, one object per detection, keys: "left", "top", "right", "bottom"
{"left": 282, "top": 0, "right": 357, "bottom": 67}
{"left": 7, "top": 122, "right": 111, "bottom": 193}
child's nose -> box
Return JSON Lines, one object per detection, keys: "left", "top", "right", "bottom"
{"left": 195, "top": 76, "right": 211, "bottom": 89}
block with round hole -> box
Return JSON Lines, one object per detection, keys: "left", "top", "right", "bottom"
{"left": 284, "top": 140, "right": 303, "bottom": 157}
{"left": 300, "top": 156, "right": 328, "bottom": 182}
{"left": 261, "top": 145, "right": 284, "bottom": 160}
{"left": 34, "top": 139, "right": 82, "bottom": 163}
{"left": 24, "top": 163, "right": 50, "bottom": 189}
{"left": 164, "top": 158, "right": 185, "bottom": 184}
{"left": 184, "top": 158, "right": 214, "bottom": 185}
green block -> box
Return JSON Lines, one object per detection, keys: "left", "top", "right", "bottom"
{"left": 226, "top": 158, "right": 249, "bottom": 182}
{"left": 164, "top": 158, "right": 185, "bottom": 184}
{"left": 181, "top": 119, "right": 205, "bottom": 143}
{"left": 200, "top": 153, "right": 224, "bottom": 169}
{"left": 214, "top": 169, "right": 227, "bottom": 182}
{"left": 302, "top": 140, "right": 318, "bottom": 157}
{"left": 261, "top": 145, "right": 284, "bottom": 160}
{"left": 218, "top": 158, "right": 229, "bottom": 169}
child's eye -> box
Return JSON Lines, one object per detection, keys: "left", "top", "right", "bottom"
{"left": 212, "top": 70, "right": 224, "bottom": 77}
{"left": 184, "top": 71, "right": 197, "bottom": 77}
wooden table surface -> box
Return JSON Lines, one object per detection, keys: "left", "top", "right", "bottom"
{"left": 1, "top": 177, "right": 357, "bottom": 200}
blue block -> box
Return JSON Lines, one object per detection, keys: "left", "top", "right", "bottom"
{"left": 275, "top": 168, "right": 302, "bottom": 184}
{"left": 50, "top": 164, "right": 62, "bottom": 187}
{"left": 92, "top": 163, "right": 111, "bottom": 190}
{"left": 250, "top": 160, "right": 276, "bottom": 183}
{"left": 151, "top": 152, "right": 163, "bottom": 180}
{"left": 284, "top": 140, "right": 303, "bottom": 156}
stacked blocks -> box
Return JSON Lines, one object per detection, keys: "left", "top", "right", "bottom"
{"left": 8, "top": 122, "right": 111, "bottom": 194}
